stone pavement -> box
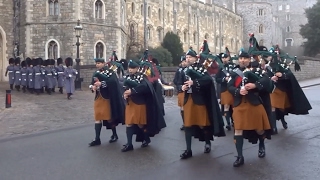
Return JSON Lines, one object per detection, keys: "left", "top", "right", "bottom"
{"left": 0, "top": 77, "right": 319, "bottom": 140}
{"left": 0, "top": 82, "right": 177, "bottom": 139}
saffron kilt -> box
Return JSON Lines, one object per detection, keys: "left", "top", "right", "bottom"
{"left": 94, "top": 95, "right": 111, "bottom": 121}
{"left": 220, "top": 91, "right": 233, "bottom": 105}
{"left": 270, "top": 88, "right": 291, "bottom": 109}
{"left": 125, "top": 98, "right": 147, "bottom": 125}
{"left": 183, "top": 96, "right": 210, "bottom": 127}
{"left": 232, "top": 97, "right": 271, "bottom": 131}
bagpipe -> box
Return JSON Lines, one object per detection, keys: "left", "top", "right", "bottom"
{"left": 232, "top": 67, "right": 265, "bottom": 88}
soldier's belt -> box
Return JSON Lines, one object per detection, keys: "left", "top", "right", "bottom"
{"left": 58, "top": 72, "right": 64, "bottom": 74}
{"left": 47, "top": 74, "right": 52, "bottom": 76}
{"left": 15, "top": 71, "right": 20, "bottom": 74}
{"left": 22, "top": 73, "right": 26, "bottom": 75}
{"left": 8, "top": 71, "right": 13, "bottom": 73}
{"left": 35, "top": 73, "right": 41, "bottom": 75}
{"left": 29, "top": 73, "right": 33, "bottom": 75}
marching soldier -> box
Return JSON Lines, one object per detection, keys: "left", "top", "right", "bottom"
{"left": 26, "top": 58, "right": 34, "bottom": 94}
{"left": 51, "top": 59, "right": 57, "bottom": 93}
{"left": 40, "top": 59, "right": 46, "bottom": 93}
{"left": 14, "top": 57, "right": 21, "bottom": 91}
{"left": 5, "top": 58, "right": 15, "bottom": 90}
{"left": 33, "top": 58, "right": 43, "bottom": 95}
{"left": 64, "top": 57, "right": 77, "bottom": 100}
{"left": 44, "top": 59, "right": 54, "bottom": 95}
{"left": 173, "top": 54, "right": 188, "bottom": 130}
{"left": 180, "top": 45, "right": 225, "bottom": 159}
{"left": 227, "top": 49, "right": 272, "bottom": 167}
{"left": 89, "top": 58, "right": 125, "bottom": 146}
{"left": 121, "top": 60, "right": 166, "bottom": 152}
{"left": 56, "top": 58, "right": 65, "bottom": 94}
{"left": 216, "top": 53, "right": 235, "bottom": 131}
{"left": 20, "top": 60, "right": 28, "bottom": 93}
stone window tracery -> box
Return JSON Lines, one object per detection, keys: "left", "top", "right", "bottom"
{"left": 49, "top": 0, "right": 59, "bottom": 16}
{"left": 140, "top": 4, "right": 143, "bottom": 15}
{"left": 95, "top": 0, "right": 103, "bottom": 19}
{"left": 148, "top": 6, "right": 151, "bottom": 18}
{"left": 193, "top": 32, "right": 197, "bottom": 44}
{"left": 183, "top": 30, "right": 187, "bottom": 43}
{"left": 158, "top": 9, "right": 161, "bottom": 21}
{"left": 47, "top": 41, "right": 58, "bottom": 59}
{"left": 147, "top": 26, "right": 151, "bottom": 40}
{"left": 259, "top": 39, "right": 264, "bottom": 46}
{"left": 157, "top": 27, "right": 163, "bottom": 42}
{"left": 95, "top": 42, "right": 104, "bottom": 58}
{"left": 131, "top": 2, "right": 135, "bottom": 14}
{"left": 130, "top": 24, "right": 136, "bottom": 40}
{"left": 259, "top": 24, "right": 263, "bottom": 33}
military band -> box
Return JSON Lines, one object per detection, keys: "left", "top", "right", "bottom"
{"left": 3, "top": 34, "right": 312, "bottom": 168}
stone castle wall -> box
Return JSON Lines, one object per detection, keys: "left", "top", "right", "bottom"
{"left": 126, "top": 0, "right": 243, "bottom": 56}
{"left": 79, "top": 57, "right": 320, "bottom": 88}
{"left": 0, "top": 0, "right": 14, "bottom": 81}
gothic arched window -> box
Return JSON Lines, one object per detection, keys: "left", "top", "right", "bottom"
{"left": 131, "top": 2, "right": 135, "bottom": 14}
{"left": 259, "top": 24, "right": 264, "bottom": 33}
{"left": 48, "top": 41, "right": 58, "bottom": 59}
{"left": 49, "top": 0, "right": 59, "bottom": 16}
{"left": 148, "top": 6, "right": 151, "bottom": 18}
{"left": 183, "top": 30, "right": 187, "bottom": 43}
{"left": 95, "top": 0, "right": 103, "bottom": 19}
{"left": 130, "top": 24, "right": 135, "bottom": 40}
{"left": 95, "top": 42, "right": 104, "bottom": 58}
{"left": 147, "top": 27, "right": 151, "bottom": 40}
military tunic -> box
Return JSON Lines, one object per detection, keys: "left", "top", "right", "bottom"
{"left": 55, "top": 65, "right": 65, "bottom": 88}
{"left": 6, "top": 65, "right": 15, "bottom": 85}
{"left": 20, "top": 67, "right": 28, "bottom": 86}
{"left": 64, "top": 67, "right": 77, "bottom": 94}
{"left": 14, "top": 65, "right": 21, "bottom": 85}
{"left": 27, "top": 67, "right": 34, "bottom": 88}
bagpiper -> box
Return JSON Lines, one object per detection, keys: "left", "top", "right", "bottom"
{"left": 121, "top": 60, "right": 166, "bottom": 152}
{"left": 89, "top": 58, "right": 125, "bottom": 146}
{"left": 180, "top": 42, "right": 225, "bottom": 159}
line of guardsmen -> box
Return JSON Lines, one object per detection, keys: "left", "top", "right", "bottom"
{"left": 5, "top": 57, "right": 77, "bottom": 99}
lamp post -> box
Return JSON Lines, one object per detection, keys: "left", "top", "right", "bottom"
{"left": 74, "top": 19, "right": 83, "bottom": 90}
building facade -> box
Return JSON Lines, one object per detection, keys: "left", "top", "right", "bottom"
{"left": 0, "top": 0, "right": 127, "bottom": 81}
{"left": 234, "top": 0, "right": 317, "bottom": 55}
{"left": 126, "top": 0, "right": 243, "bottom": 56}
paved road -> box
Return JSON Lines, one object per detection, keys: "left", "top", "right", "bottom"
{"left": 0, "top": 84, "right": 320, "bottom": 180}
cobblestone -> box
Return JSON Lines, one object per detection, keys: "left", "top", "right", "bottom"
{"left": 0, "top": 82, "right": 178, "bottom": 139}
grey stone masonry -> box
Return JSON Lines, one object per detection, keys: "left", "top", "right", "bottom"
{"left": 79, "top": 58, "right": 320, "bottom": 87}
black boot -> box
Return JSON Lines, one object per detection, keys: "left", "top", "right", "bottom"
{"left": 121, "top": 126, "right": 134, "bottom": 152}
{"left": 109, "top": 126, "right": 118, "bottom": 143}
{"left": 141, "top": 129, "right": 151, "bottom": 147}
{"left": 10, "top": 84, "right": 13, "bottom": 90}
{"left": 52, "top": 88, "right": 55, "bottom": 93}
{"left": 204, "top": 130, "right": 212, "bottom": 153}
{"left": 47, "top": 88, "right": 52, "bottom": 95}
{"left": 225, "top": 111, "right": 232, "bottom": 131}
{"left": 15, "top": 85, "right": 20, "bottom": 91}
{"left": 258, "top": 134, "right": 266, "bottom": 158}
{"left": 271, "top": 111, "right": 278, "bottom": 135}
{"left": 29, "top": 88, "right": 34, "bottom": 94}
{"left": 67, "top": 93, "right": 72, "bottom": 100}
{"left": 233, "top": 156, "right": 244, "bottom": 167}
{"left": 181, "top": 127, "right": 193, "bottom": 159}
{"left": 59, "top": 87, "right": 63, "bottom": 94}
{"left": 180, "top": 110, "right": 185, "bottom": 131}
{"left": 281, "top": 118, "right": 288, "bottom": 129}
{"left": 233, "top": 135, "right": 244, "bottom": 167}
{"left": 89, "top": 123, "right": 102, "bottom": 147}
{"left": 22, "top": 86, "right": 26, "bottom": 93}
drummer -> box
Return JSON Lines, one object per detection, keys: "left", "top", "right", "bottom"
{"left": 173, "top": 54, "right": 188, "bottom": 130}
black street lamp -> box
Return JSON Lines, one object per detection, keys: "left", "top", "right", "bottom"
{"left": 74, "top": 19, "right": 83, "bottom": 90}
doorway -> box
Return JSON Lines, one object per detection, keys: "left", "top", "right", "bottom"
{"left": 0, "top": 26, "right": 8, "bottom": 82}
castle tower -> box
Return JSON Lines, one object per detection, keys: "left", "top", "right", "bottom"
{"left": 235, "top": 0, "right": 283, "bottom": 49}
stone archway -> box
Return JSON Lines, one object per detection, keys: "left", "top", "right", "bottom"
{"left": 0, "top": 26, "right": 8, "bottom": 82}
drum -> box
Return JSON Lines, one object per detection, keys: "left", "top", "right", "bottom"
{"left": 163, "top": 85, "right": 174, "bottom": 97}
